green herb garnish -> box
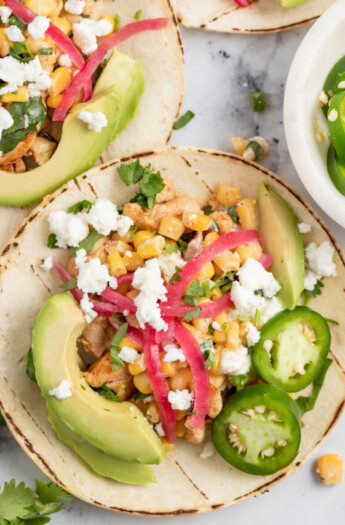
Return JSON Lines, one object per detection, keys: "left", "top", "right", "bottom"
{"left": 184, "top": 280, "right": 209, "bottom": 306}
{"left": 114, "top": 14, "right": 121, "bottom": 31}
{"left": 47, "top": 233, "right": 58, "bottom": 249}
{"left": 202, "top": 205, "right": 213, "bottom": 216}
{"left": 59, "top": 278, "right": 77, "bottom": 291}
{"left": 69, "top": 229, "right": 104, "bottom": 258}
{"left": 173, "top": 110, "right": 195, "bottom": 130}
{"left": 182, "top": 307, "right": 202, "bottom": 322}
{"left": 135, "top": 392, "right": 151, "bottom": 402}
{"left": 229, "top": 372, "right": 252, "bottom": 391}
{"left": 110, "top": 323, "right": 128, "bottom": 370}
{"left": 25, "top": 347, "right": 36, "bottom": 383}
{"left": 254, "top": 309, "right": 261, "bottom": 327}
{"left": 303, "top": 278, "right": 324, "bottom": 307}
{"left": 39, "top": 47, "right": 54, "bottom": 55}
{"left": 135, "top": 9, "right": 142, "bottom": 20}
{"left": 208, "top": 324, "right": 215, "bottom": 335}
{"left": 118, "top": 160, "right": 165, "bottom": 211}
{"left": 9, "top": 42, "right": 33, "bottom": 63}
{"left": 0, "top": 411, "right": 6, "bottom": 426}
{"left": 94, "top": 385, "right": 120, "bottom": 402}
{"left": 67, "top": 200, "right": 93, "bottom": 214}
{"left": 165, "top": 243, "right": 179, "bottom": 254}
{"left": 8, "top": 15, "right": 26, "bottom": 30}
{"left": 211, "top": 219, "right": 219, "bottom": 233}
{"left": 226, "top": 205, "right": 239, "bottom": 223}
{"left": 250, "top": 91, "right": 266, "bottom": 112}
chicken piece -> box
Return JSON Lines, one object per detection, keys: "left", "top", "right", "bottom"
{"left": 183, "top": 232, "right": 203, "bottom": 261}
{"left": 88, "top": 237, "right": 109, "bottom": 263}
{"left": 83, "top": 0, "right": 104, "bottom": 19}
{"left": 30, "top": 136, "right": 57, "bottom": 166}
{"left": 123, "top": 198, "right": 200, "bottom": 231}
{"left": 155, "top": 178, "right": 176, "bottom": 204}
{"left": 83, "top": 351, "right": 135, "bottom": 401}
{"left": 67, "top": 257, "right": 78, "bottom": 278}
{"left": 210, "top": 210, "right": 233, "bottom": 235}
{"left": 0, "top": 130, "right": 37, "bottom": 166}
{"left": 81, "top": 316, "right": 115, "bottom": 358}
{"left": 207, "top": 386, "right": 223, "bottom": 419}
{"left": 14, "top": 159, "right": 26, "bottom": 172}
{"left": 185, "top": 416, "right": 206, "bottom": 444}
{"left": 126, "top": 313, "right": 140, "bottom": 329}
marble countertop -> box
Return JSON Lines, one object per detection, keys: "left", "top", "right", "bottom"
{"left": 2, "top": 23, "right": 345, "bottom": 525}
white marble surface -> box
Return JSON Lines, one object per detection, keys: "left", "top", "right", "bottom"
{"left": 2, "top": 24, "right": 345, "bottom": 525}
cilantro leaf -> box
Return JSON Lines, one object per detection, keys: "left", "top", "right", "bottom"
{"left": 296, "top": 358, "right": 332, "bottom": 417}
{"left": 303, "top": 278, "right": 324, "bottom": 307}
{"left": 94, "top": 386, "right": 120, "bottom": 402}
{"left": 0, "top": 480, "right": 34, "bottom": 521}
{"left": 229, "top": 372, "right": 252, "bottom": 391}
{"left": 25, "top": 347, "right": 36, "bottom": 383}
{"left": 200, "top": 340, "right": 215, "bottom": 369}
{"left": 135, "top": 9, "right": 142, "bottom": 20}
{"left": 208, "top": 324, "right": 215, "bottom": 335}
{"left": 110, "top": 323, "right": 128, "bottom": 370}
{"left": 35, "top": 480, "right": 71, "bottom": 506}
{"left": 9, "top": 15, "right": 26, "bottom": 30}
{"left": 172, "top": 110, "right": 195, "bottom": 130}
{"left": 118, "top": 161, "right": 165, "bottom": 211}
{"left": 177, "top": 238, "right": 187, "bottom": 253}
{"left": 226, "top": 205, "right": 239, "bottom": 224}
{"left": 67, "top": 200, "right": 93, "bottom": 214}
{"left": 135, "top": 392, "right": 151, "bottom": 402}
{"left": 169, "top": 267, "right": 182, "bottom": 285}
{"left": 47, "top": 234, "right": 58, "bottom": 249}
{"left": 59, "top": 278, "right": 77, "bottom": 291}
{"left": 165, "top": 244, "right": 179, "bottom": 254}
{"left": 112, "top": 312, "right": 121, "bottom": 324}
{"left": 182, "top": 307, "right": 201, "bottom": 322}
{"left": 201, "top": 205, "right": 213, "bottom": 216}
{"left": 69, "top": 229, "right": 103, "bottom": 258}
{"left": 211, "top": 219, "right": 219, "bottom": 233}
{"left": 9, "top": 42, "right": 33, "bottom": 63}
{"left": 118, "top": 159, "right": 145, "bottom": 186}
{"left": 184, "top": 280, "right": 209, "bottom": 306}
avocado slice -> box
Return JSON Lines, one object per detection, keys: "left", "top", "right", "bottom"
{"left": 0, "top": 52, "right": 144, "bottom": 207}
{"left": 32, "top": 293, "right": 165, "bottom": 464}
{"left": 257, "top": 181, "right": 305, "bottom": 309}
{"left": 280, "top": 0, "right": 308, "bottom": 7}
{"left": 48, "top": 409, "right": 156, "bottom": 484}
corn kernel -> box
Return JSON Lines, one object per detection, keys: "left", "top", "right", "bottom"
{"left": 25, "top": 0, "right": 57, "bottom": 16}
{"left": 210, "top": 287, "right": 222, "bottom": 300}
{"left": 237, "top": 198, "right": 257, "bottom": 230}
{"left": 123, "top": 251, "right": 144, "bottom": 272}
{"left": 162, "top": 437, "right": 174, "bottom": 452}
{"left": 231, "top": 136, "right": 247, "bottom": 156}
{"left": 101, "top": 15, "right": 115, "bottom": 36}
{"left": 176, "top": 419, "right": 186, "bottom": 437}
{"left": 191, "top": 317, "right": 210, "bottom": 334}
{"left": 209, "top": 373, "right": 226, "bottom": 389}
{"left": 107, "top": 240, "right": 132, "bottom": 255}
{"left": 137, "top": 236, "right": 165, "bottom": 259}
{"left": 49, "top": 0, "right": 63, "bottom": 17}
{"left": 196, "top": 261, "right": 215, "bottom": 281}
{"left": 112, "top": 231, "right": 133, "bottom": 243}
{"left": 214, "top": 313, "right": 228, "bottom": 326}
{"left": 213, "top": 250, "right": 240, "bottom": 274}
{"left": 184, "top": 212, "right": 212, "bottom": 232}
{"left": 204, "top": 232, "right": 219, "bottom": 248}
{"left": 159, "top": 216, "right": 185, "bottom": 240}
{"left": 216, "top": 183, "right": 240, "bottom": 206}
{"left": 107, "top": 251, "right": 127, "bottom": 278}
{"left": 49, "top": 67, "right": 71, "bottom": 97}
{"left": 120, "top": 337, "right": 141, "bottom": 351}
{"left": 0, "top": 28, "right": 10, "bottom": 57}
{"left": 47, "top": 94, "right": 63, "bottom": 108}
{"left": 210, "top": 345, "right": 222, "bottom": 375}
{"left": 317, "top": 454, "right": 343, "bottom": 485}
{"left": 133, "top": 372, "right": 152, "bottom": 394}
{"left": 213, "top": 329, "right": 226, "bottom": 344}
{"left": 174, "top": 410, "right": 186, "bottom": 421}
{"left": 133, "top": 230, "right": 154, "bottom": 250}
{"left": 26, "top": 36, "right": 55, "bottom": 54}
{"left": 235, "top": 242, "right": 262, "bottom": 264}
{"left": 160, "top": 354, "right": 176, "bottom": 377}
{"left": 128, "top": 354, "right": 146, "bottom": 376}
{"left": 2, "top": 86, "right": 29, "bottom": 103}
{"left": 51, "top": 16, "right": 72, "bottom": 34}
{"left": 226, "top": 321, "right": 240, "bottom": 350}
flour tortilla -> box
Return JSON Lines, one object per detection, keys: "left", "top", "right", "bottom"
{"left": 171, "top": 0, "right": 335, "bottom": 33}
{"left": 0, "top": 0, "right": 184, "bottom": 249}
{"left": 1, "top": 146, "right": 345, "bottom": 515}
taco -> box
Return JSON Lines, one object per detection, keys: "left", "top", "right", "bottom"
{"left": 0, "top": 0, "right": 184, "bottom": 246}
{"left": 171, "top": 0, "right": 335, "bottom": 33}
{"left": 0, "top": 146, "right": 344, "bottom": 515}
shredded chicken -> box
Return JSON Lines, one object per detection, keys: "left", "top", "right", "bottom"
{"left": 155, "top": 177, "right": 176, "bottom": 204}
{"left": 185, "top": 416, "right": 206, "bottom": 444}
{"left": 183, "top": 232, "right": 203, "bottom": 261}
{"left": 207, "top": 386, "right": 223, "bottom": 419}
{"left": 81, "top": 316, "right": 115, "bottom": 358}
{"left": 210, "top": 210, "right": 233, "bottom": 234}
{"left": 0, "top": 130, "right": 37, "bottom": 167}
{"left": 83, "top": 0, "right": 104, "bottom": 19}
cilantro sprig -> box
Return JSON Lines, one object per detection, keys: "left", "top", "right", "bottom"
{"left": 117, "top": 160, "right": 165, "bottom": 211}
{"left": 184, "top": 281, "right": 209, "bottom": 307}
{"left": 0, "top": 479, "right": 71, "bottom": 524}
{"left": 67, "top": 200, "right": 93, "bottom": 214}
{"left": 182, "top": 307, "right": 201, "bottom": 322}
{"left": 110, "top": 323, "right": 128, "bottom": 370}
{"left": 69, "top": 229, "right": 103, "bottom": 258}
{"left": 303, "top": 278, "right": 324, "bottom": 307}
{"left": 59, "top": 278, "right": 77, "bottom": 291}
{"left": 47, "top": 234, "right": 58, "bottom": 249}
{"left": 200, "top": 339, "right": 215, "bottom": 369}
{"left": 94, "top": 385, "right": 120, "bottom": 402}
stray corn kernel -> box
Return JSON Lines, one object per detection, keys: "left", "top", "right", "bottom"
{"left": 317, "top": 454, "right": 343, "bottom": 485}
{"left": 51, "top": 17, "right": 72, "bottom": 34}
{"left": 2, "top": 86, "right": 29, "bottom": 103}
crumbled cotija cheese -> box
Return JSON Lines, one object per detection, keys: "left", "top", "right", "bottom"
{"left": 117, "top": 215, "right": 134, "bottom": 237}
{"left": 155, "top": 422, "right": 165, "bottom": 437}
{"left": 4, "top": 26, "right": 25, "bottom": 42}
{"left": 48, "top": 210, "right": 89, "bottom": 248}
{"left": 163, "top": 343, "right": 186, "bottom": 363}
{"left": 87, "top": 198, "right": 118, "bottom": 235}
{"left": 0, "top": 107, "right": 14, "bottom": 141}
{"left": 304, "top": 241, "right": 337, "bottom": 291}
{"left": 64, "top": 0, "right": 85, "bottom": 15}
{"left": 78, "top": 110, "right": 108, "bottom": 133}
{"left": 0, "top": 6, "right": 12, "bottom": 24}
{"left": 237, "top": 258, "right": 281, "bottom": 298}
{"left": 48, "top": 380, "right": 72, "bottom": 400}
{"left": 80, "top": 293, "right": 97, "bottom": 323}
{"left": 168, "top": 389, "right": 194, "bottom": 410}
{"left": 72, "top": 18, "right": 112, "bottom": 55}
{"left": 200, "top": 441, "right": 216, "bottom": 459}
{"left": 244, "top": 323, "right": 260, "bottom": 347}
{"left": 27, "top": 16, "right": 50, "bottom": 40}
{"left": 0, "top": 56, "right": 51, "bottom": 97}
{"left": 58, "top": 54, "right": 72, "bottom": 68}
{"left": 77, "top": 257, "right": 116, "bottom": 294}
{"left": 298, "top": 222, "right": 311, "bottom": 234}
{"left": 219, "top": 345, "right": 251, "bottom": 375}
{"left": 41, "top": 256, "right": 53, "bottom": 271}
{"left": 118, "top": 346, "right": 140, "bottom": 364}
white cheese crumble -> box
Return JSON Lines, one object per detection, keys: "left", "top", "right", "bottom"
{"left": 304, "top": 241, "right": 337, "bottom": 291}
{"left": 27, "top": 16, "right": 50, "bottom": 40}
{"left": 41, "top": 256, "right": 53, "bottom": 271}
{"left": 64, "top": 0, "right": 85, "bottom": 15}
{"left": 168, "top": 389, "right": 194, "bottom": 411}
{"left": 0, "top": 107, "right": 14, "bottom": 141}
{"left": 118, "top": 346, "right": 139, "bottom": 364}
{"left": 87, "top": 198, "right": 118, "bottom": 235}
{"left": 200, "top": 441, "right": 216, "bottom": 460}
{"left": 48, "top": 380, "right": 72, "bottom": 400}
{"left": 212, "top": 321, "right": 222, "bottom": 331}
{"left": 4, "top": 26, "right": 25, "bottom": 42}
{"left": 72, "top": 18, "right": 112, "bottom": 55}
{"left": 0, "top": 56, "right": 51, "bottom": 97}
{"left": 48, "top": 210, "right": 89, "bottom": 248}
{"left": 237, "top": 258, "right": 281, "bottom": 298}
{"left": 78, "top": 110, "right": 108, "bottom": 133}
{"left": 298, "top": 222, "right": 311, "bottom": 234}
{"left": 244, "top": 323, "right": 260, "bottom": 347}
{"left": 80, "top": 293, "right": 97, "bottom": 323}
{"left": 125, "top": 250, "right": 132, "bottom": 258}
{"left": 58, "top": 54, "right": 72, "bottom": 68}
{"left": 219, "top": 346, "right": 251, "bottom": 376}
{"left": 117, "top": 215, "right": 134, "bottom": 237}
{"left": 77, "top": 257, "right": 116, "bottom": 294}
{"left": 328, "top": 109, "right": 338, "bottom": 122}
{"left": 155, "top": 422, "right": 165, "bottom": 437}
{"left": 163, "top": 343, "right": 186, "bottom": 363}
{"left": 0, "top": 6, "right": 12, "bottom": 24}
{"left": 132, "top": 258, "right": 168, "bottom": 332}
{"left": 157, "top": 252, "right": 185, "bottom": 282}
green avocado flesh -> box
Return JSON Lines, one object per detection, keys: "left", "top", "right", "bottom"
{"left": 257, "top": 181, "right": 305, "bottom": 309}
{"left": 280, "top": 0, "right": 308, "bottom": 6}
{"left": 48, "top": 409, "right": 156, "bottom": 485}
{"left": 32, "top": 293, "right": 165, "bottom": 465}
{"left": 0, "top": 52, "right": 144, "bottom": 207}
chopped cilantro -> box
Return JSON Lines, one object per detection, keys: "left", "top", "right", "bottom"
{"left": 250, "top": 91, "right": 266, "bottom": 112}
{"left": 47, "top": 233, "right": 58, "bottom": 249}
{"left": 110, "top": 323, "right": 128, "bottom": 370}
{"left": 9, "top": 42, "right": 33, "bottom": 63}
{"left": 229, "top": 372, "right": 252, "bottom": 391}
{"left": 25, "top": 347, "right": 36, "bottom": 383}
{"left": 67, "top": 199, "right": 93, "bottom": 214}
{"left": 254, "top": 309, "right": 261, "bottom": 327}
{"left": 237, "top": 314, "right": 252, "bottom": 322}
{"left": 200, "top": 339, "right": 213, "bottom": 353}
{"left": 204, "top": 350, "right": 216, "bottom": 369}
{"left": 59, "top": 278, "right": 77, "bottom": 291}
{"left": 303, "top": 278, "right": 324, "bottom": 307}
{"left": 112, "top": 312, "right": 122, "bottom": 324}
{"left": 135, "top": 392, "right": 151, "bottom": 402}
{"left": 39, "top": 47, "right": 54, "bottom": 55}
{"left": 8, "top": 15, "right": 26, "bottom": 30}
{"left": 296, "top": 358, "right": 332, "bottom": 417}
{"left": 211, "top": 219, "right": 219, "bottom": 233}
{"left": 135, "top": 9, "right": 142, "bottom": 20}
{"left": 324, "top": 317, "right": 339, "bottom": 326}
{"left": 208, "top": 324, "right": 215, "bottom": 335}
{"left": 173, "top": 110, "right": 195, "bottom": 130}
{"left": 69, "top": 229, "right": 103, "bottom": 257}
{"left": 94, "top": 385, "right": 120, "bottom": 402}
{"left": 221, "top": 322, "right": 228, "bottom": 331}
{"left": 182, "top": 307, "right": 201, "bottom": 322}
{"left": 117, "top": 160, "right": 165, "bottom": 211}
{"left": 184, "top": 280, "right": 209, "bottom": 306}
{"left": 177, "top": 238, "right": 188, "bottom": 253}
{"left": 114, "top": 13, "right": 121, "bottom": 31}
{"left": 165, "top": 243, "right": 179, "bottom": 254}
{"left": 169, "top": 266, "right": 183, "bottom": 285}
{"left": 202, "top": 205, "right": 213, "bottom": 216}
{"left": 186, "top": 405, "right": 198, "bottom": 416}
{"left": 226, "top": 205, "right": 239, "bottom": 223}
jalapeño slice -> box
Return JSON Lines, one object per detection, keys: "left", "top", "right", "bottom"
{"left": 327, "top": 143, "right": 345, "bottom": 196}
{"left": 212, "top": 385, "right": 301, "bottom": 475}
{"left": 322, "top": 54, "right": 345, "bottom": 116}
{"left": 252, "top": 307, "right": 330, "bottom": 393}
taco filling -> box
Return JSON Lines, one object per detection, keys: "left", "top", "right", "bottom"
{"left": 0, "top": 0, "right": 168, "bottom": 204}
{"left": 30, "top": 161, "right": 337, "bottom": 484}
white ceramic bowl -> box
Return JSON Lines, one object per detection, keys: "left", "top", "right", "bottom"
{"left": 284, "top": 0, "right": 345, "bottom": 228}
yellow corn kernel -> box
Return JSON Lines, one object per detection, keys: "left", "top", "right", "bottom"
{"left": 120, "top": 337, "right": 141, "bottom": 351}
{"left": 133, "top": 230, "right": 154, "bottom": 250}
{"left": 107, "top": 240, "right": 132, "bottom": 255}
{"left": 26, "top": 36, "right": 55, "bottom": 54}
{"left": 210, "top": 345, "right": 222, "bottom": 375}
{"left": 137, "top": 236, "right": 165, "bottom": 259}
{"left": 226, "top": 321, "right": 240, "bottom": 350}
{"left": 231, "top": 136, "right": 247, "bottom": 156}
{"left": 162, "top": 437, "right": 174, "bottom": 452}
{"left": 210, "top": 287, "right": 222, "bottom": 300}
{"left": 159, "top": 216, "right": 185, "bottom": 241}
{"left": 209, "top": 373, "right": 226, "bottom": 389}
{"left": 107, "top": 251, "right": 127, "bottom": 278}
{"left": 49, "top": 0, "right": 63, "bottom": 17}
{"left": 317, "top": 455, "right": 343, "bottom": 485}
{"left": 128, "top": 354, "right": 146, "bottom": 376}
{"left": 160, "top": 354, "right": 176, "bottom": 377}
{"left": 2, "top": 86, "right": 29, "bottom": 103}
{"left": 237, "top": 198, "right": 257, "bottom": 230}
{"left": 123, "top": 251, "right": 144, "bottom": 272}
{"left": 214, "top": 313, "right": 228, "bottom": 326}
{"left": 216, "top": 183, "right": 240, "bottom": 206}
{"left": 235, "top": 242, "right": 262, "bottom": 265}
{"left": 213, "top": 250, "right": 240, "bottom": 274}
{"left": 51, "top": 17, "right": 72, "bottom": 34}
{"left": 174, "top": 410, "right": 186, "bottom": 422}
{"left": 213, "top": 326, "right": 226, "bottom": 344}
{"left": 204, "top": 232, "right": 219, "bottom": 248}
{"left": 187, "top": 213, "right": 212, "bottom": 232}
{"left": 47, "top": 94, "right": 63, "bottom": 108}
{"left": 25, "top": 0, "right": 57, "bottom": 16}
{"left": 176, "top": 419, "right": 186, "bottom": 437}
{"left": 48, "top": 67, "right": 71, "bottom": 97}
{"left": 0, "top": 28, "right": 10, "bottom": 57}
{"left": 196, "top": 261, "right": 215, "bottom": 281}
{"left": 101, "top": 15, "right": 115, "bottom": 36}
{"left": 133, "top": 372, "right": 153, "bottom": 394}
{"left": 191, "top": 317, "right": 209, "bottom": 334}
{"left": 111, "top": 231, "right": 133, "bottom": 243}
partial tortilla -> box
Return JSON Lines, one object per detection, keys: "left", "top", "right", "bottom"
{"left": 171, "top": 0, "right": 335, "bottom": 33}
{"left": 0, "top": 0, "right": 184, "bottom": 248}
{"left": 0, "top": 146, "right": 345, "bottom": 515}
